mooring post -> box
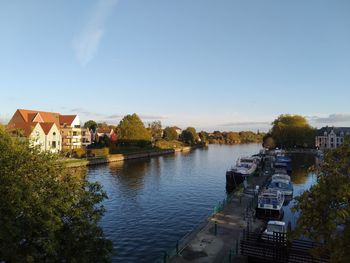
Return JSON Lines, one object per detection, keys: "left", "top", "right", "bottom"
{"left": 163, "top": 252, "right": 167, "bottom": 263}
{"left": 214, "top": 221, "right": 217, "bottom": 236}
{"left": 229, "top": 248, "right": 232, "bottom": 262}
{"left": 176, "top": 241, "right": 179, "bottom": 255}
{"left": 236, "top": 240, "right": 239, "bottom": 255}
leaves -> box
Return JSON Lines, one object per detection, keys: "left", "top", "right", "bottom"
{"left": 0, "top": 126, "right": 112, "bottom": 262}
{"left": 293, "top": 139, "right": 350, "bottom": 263}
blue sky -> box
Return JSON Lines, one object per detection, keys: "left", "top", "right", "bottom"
{"left": 1, "top": 0, "right": 350, "bottom": 131}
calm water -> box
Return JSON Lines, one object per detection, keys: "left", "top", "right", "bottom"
{"left": 86, "top": 144, "right": 316, "bottom": 262}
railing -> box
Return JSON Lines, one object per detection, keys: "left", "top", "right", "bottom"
{"left": 154, "top": 186, "right": 244, "bottom": 263}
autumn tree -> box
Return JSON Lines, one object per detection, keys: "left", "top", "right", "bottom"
{"left": 117, "top": 114, "right": 151, "bottom": 146}
{"left": 163, "top": 127, "right": 178, "bottom": 141}
{"left": 149, "top": 121, "right": 162, "bottom": 141}
{"left": 292, "top": 139, "right": 350, "bottom": 262}
{"left": 270, "top": 114, "right": 316, "bottom": 148}
{"left": 180, "top": 127, "right": 199, "bottom": 145}
{"left": 0, "top": 126, "right": 112, "bottom": 262}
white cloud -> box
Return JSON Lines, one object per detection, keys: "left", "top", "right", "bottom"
{"left": 72, "top": 0, "right": 118, "bottom": 66}
{"left": 308, "top": 113, "right": 350, "bottom": 124}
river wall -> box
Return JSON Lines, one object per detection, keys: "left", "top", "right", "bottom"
{"left": 64, "top": 146, "right": 199, "bottom": 168}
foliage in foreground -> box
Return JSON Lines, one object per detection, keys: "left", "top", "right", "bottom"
{"left": 292, "top": 139, "right": 350, "bottom": 262}
{"left": 0, "top": 126, "right": 112, "bottom": 262}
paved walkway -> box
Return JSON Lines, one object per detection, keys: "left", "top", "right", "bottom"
{"left": 170, "top": 174, "right": 269, "bottom": 263}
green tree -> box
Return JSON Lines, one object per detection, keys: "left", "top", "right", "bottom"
{"left": 149, "top": 121, "right": 162, "bottom": 141}
{"left": 117, "top": 114, "right": 151, "bottom": 145}
{"left": 163, "top": 127, "right": 178, "bottom": 141}
{"left": 0, "top": 126, "right": 112, "bottom": 262}
{"left": 199, "top": 131, "right": 209, "bottom": 143}
{"left": 84, "top": 120, "right": 98, "bottom": 132}
{"left": 292, "top": 139, "right": 350, "bottom": 262}
{"left": 270, "top": 114, "right": 316, "bottom": 148}
{"left": 181, "top": 127, "right": 199, "bottom": 145}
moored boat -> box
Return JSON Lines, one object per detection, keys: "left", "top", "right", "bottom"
{"left": 267, "top": 174, "right": 294, "bottom": 197}
{"left": 256, "top": 189, "right": 284, "bottom": 219}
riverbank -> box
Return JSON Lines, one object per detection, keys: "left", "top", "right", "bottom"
{"left": 63, "top": 145, "right": 202, "bottom": 168}
{"left": 163, "top": 170, "right": 271, "bottom": 263}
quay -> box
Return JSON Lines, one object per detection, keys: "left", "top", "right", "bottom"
{"left": 164, "top": 171, "right": 270, "bottom": 263}
{"left": 63, "top": 146, "right": 197, "bottom": 168}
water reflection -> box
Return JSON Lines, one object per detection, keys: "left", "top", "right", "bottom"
{"left": 87, "top": 144, "right": 263, "bottom": 262}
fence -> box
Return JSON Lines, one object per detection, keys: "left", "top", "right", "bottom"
{"left": 240, "top": 230, "right": 330, "bottom": 263}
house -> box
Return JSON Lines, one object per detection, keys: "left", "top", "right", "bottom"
{"left": 7, "top": 109, "right": 62, "bottom": 153}
{"left": 60, "top": 115, "right": 91, "bottom": 151}
{"left": 7, "top": 109, "right": 91, "bottom": 152}
{"left": 315, "top": 126, "right": 350, "bottom": 150}
{"left": 94, "top": 127, "right": 117, "bottom": 143}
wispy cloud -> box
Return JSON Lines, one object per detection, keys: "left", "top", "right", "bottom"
{"left": 72, "top": 0, "right": 118, "bottom": 66}
{"left": 139, "top": 115, "right": 168, "bottom": 120}
{"left": 221, "top": 121, "right": 271, "bottom": 126}
{"left": 308, "top": 114, "right": 350, "bottom": 124}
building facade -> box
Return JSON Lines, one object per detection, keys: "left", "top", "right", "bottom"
{"left": 59, "top": 115, "right": 91, "bottom": 151}
{"left": 7, "top": 109, "right": 62, "bottom": 153}
{"left": 7, "top": 109, "right": 91, "bottom": 152}
{"left": 315, "top": 127, "right": 350, "bottom": 150}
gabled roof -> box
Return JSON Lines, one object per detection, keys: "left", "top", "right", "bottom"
{"left": 317, "top": 127, "right": 350, "bottom": 136}
{"left": 39, "top": 122, "right": 56, "bottom": 135}
{"left": 18, "top": 109, "right": 60, "bottom": 126}
{"left": 59, "top": 115, "right": 77, "bottom": 126}
{"left": 96, "top": 127, "right": 114, "bottom": 134}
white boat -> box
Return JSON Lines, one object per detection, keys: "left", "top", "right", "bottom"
{"left": 262, "top": 221, "right": 287, "bottom": 242}
{"left": 256, "top": 189, "right": 284, "bottom": 219}
{"left": 267, "top": 174, "right": 293, "bottom": 196}
{"left": 231, "top": 157, "right": 258, "bottom": 177}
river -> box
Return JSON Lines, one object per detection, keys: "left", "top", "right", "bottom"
{"left": 86, "top": 144, "right": 316, "bottom": 262}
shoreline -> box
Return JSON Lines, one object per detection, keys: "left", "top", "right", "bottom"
{"left": 63, "top": 145, "right": 203, "bottom": 168}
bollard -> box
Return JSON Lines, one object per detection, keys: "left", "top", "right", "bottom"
{"left": 163, "top": 252, "right": 167, "bottom": 263}
{"left": 176, "top": 241, "right": 179, "bottom": 255}
{"left": 214, "top": 221, "right": 217, "bottom": 236}
{"left": 236, "top": 240, "right": 239, "bottom": 255}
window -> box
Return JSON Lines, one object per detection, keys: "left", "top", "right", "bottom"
{"left": 331, "top": 138, "right": 334, "bottom": 143}
{"left": 82, "top": 131, "right": 86, "bottom": 136}
{"left": 53, "top": 132, "right": 56, "bottom": 136}
{"left": 73, "top": 131, "right": 78, "bottom": 136}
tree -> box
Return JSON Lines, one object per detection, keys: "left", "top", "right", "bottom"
{"left": 270, "top": 114, "right": 316, "bottom": 148}
{"left": 149, "top": 121, "right": 162, "bottom": 141}
{"left": 262, "top": 133, "right": 276, "bottom": 149}
{"left": 163, "top": 127, "right": 178, "bottom": 141}
{"left": 117, "top": 114, "right": 151, "bottom": 145}
{"left": 292, "top": 139, "right": 350, "bottom": 262}
{"left": 181, "top": 127, "right": 199, "bottom": 145}
{"left": 0, "top": 126, "right": 112, "bottom": 262}
{"left": 199, "top": 131, "right": 209, "bottom": 143}
{"left": 84, "top": 120, "right": 97, "bottom": 132}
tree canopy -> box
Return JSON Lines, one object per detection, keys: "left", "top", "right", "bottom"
{"left": 117, "top": 114, "right": 151, "bottom": 143}
{"left": 163, "top": 127, "right": 178, "bottom": 141}
{"left": 292, "top": 139, "right": 350, "bottom": 262}
{"left": 0, "top": 126, "right": 112, "bottom": 262}
{"left": 84, "top": 120, "right": 98, "bottom": 131}
{"left": 149, "top": 121, "right": 162, "bottom": 141}
{"left": 269, "top": 114, "right": 316, "bottom": 148}
{"left": 180, "top": 127, "right": 199, "bottom": 145}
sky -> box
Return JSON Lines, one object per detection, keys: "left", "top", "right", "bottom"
{"left": 0, "top": 0, "right": 350, "bottom": 132}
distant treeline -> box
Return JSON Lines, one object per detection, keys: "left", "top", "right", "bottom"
{"left": 206, "top": 131, "right": 264, "bottom": 145}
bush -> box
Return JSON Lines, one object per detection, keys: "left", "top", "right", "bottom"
{"left": 72, "top": 148, "right": 86, "bottom": 158}
{"left": 87, "top": 147, "right": 109, "bottom": 157}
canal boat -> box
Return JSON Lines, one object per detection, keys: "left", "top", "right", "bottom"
{"left": 256, "top": 189, "right": 284, "bottom": 219}
{"left": 274, "top": 155, "right": 292, "bottom": 174}
{"left": 267, "top": 174, "right": 294, "bottom": 197}
{"left": 231, "top": 156, "right": 258, "bottom": 177}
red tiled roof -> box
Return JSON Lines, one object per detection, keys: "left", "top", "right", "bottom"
{"left": 59, "top": 115, "right": 77, "bottom": 126}
{"left": 18, "top": 109, "right": 60, "bottom": 126}
{"left": 39, "top": 122, "right": 55, "bottom": 135}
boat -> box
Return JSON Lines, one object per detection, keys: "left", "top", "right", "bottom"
{"left": 256, "top": 189, "right": 284, "bottom": 219}
{"left": 267, "top": 174, "right": 294, "bottom": 197}
{"left": 261, "top": 220, "right": 287, "bottom": 242}
{"left": 274, "top": 155, "right": 292, "bottom": 174}
{"left": 231, "top": 157, "right": 258, "bottom": 177}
